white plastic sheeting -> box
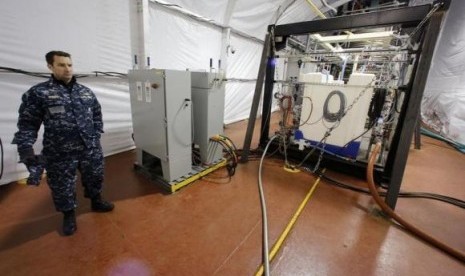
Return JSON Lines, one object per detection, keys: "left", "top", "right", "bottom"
{"left": 0, "top": 0, "right": 133, "bottom": 184}
{"left": 149, "top": 0, "right": 347, "bottom": 40}
{"left": 229, "top": 0, "right": 285, "bottom": 39}
{"left": 0, "top": 0, "right": 371, "bottom": 185}
{"left": 421, "top": 0, "right": 465, "bottom": 144}
{"left": 147, "top": 2, "right": 223, "bottom": 71}
{"left": 0, "top": 0, "right": 131, "bottom": 72}
{"left": 224, "top": 34, "right": 264, "bottom": 123}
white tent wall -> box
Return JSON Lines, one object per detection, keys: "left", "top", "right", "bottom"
{"left": 229, "top": 0, "right": 284, "bottom": 39}
{"left": 1, "top": 0, "right": 400, "bottom": 186}
{"left": 0, "top": 0, "right": 131, "bottom": 72}
{"left": 421, "top": 0, "right": 465, "bottom": 145}
{"left": 144, "top": 0, "right": 280, "bottom": 124}
{"left": 147, "top": 2, "right": 223, "bottom": 71}
{"left": 0, "top": 0, "right": 134, "bottom": 185}
{"left": 224, "top": 34, "right": 264, "bottom": 123}
{"left": 154, "top": 0, "right": 230, "bottom": 26}
{"left": 0, "top": 0, "right": 349, "bottom": 185}
{"left": 145, "top": 0, "right": 344, "bottom": 124}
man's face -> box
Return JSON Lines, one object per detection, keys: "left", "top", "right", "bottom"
{"left": 48, "top": 55, "right": 73, "bottom": 84}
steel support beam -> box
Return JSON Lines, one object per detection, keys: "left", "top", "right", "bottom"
{"left": 259, "top": 34, "right": 276, "bottom": 147}
{"left": 385, "top": 11, "right": 445, "bottom": 209}
{"left": 274, "top": 5, "right": 430, "bottom": 36}
{"left": 240, "top": 33, "right": 271, "bottom": 162}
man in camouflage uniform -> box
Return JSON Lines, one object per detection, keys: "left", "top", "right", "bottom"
{"left": 13, "top": 51, "right": 114, "bottom": 236}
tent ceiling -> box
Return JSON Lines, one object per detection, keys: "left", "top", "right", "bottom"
{"left": 153, "top": 0, "right": 350, "bottom": 39}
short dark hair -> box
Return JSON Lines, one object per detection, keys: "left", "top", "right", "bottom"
{"left": 45, "top": 51, "right": 71, "bottom": 65}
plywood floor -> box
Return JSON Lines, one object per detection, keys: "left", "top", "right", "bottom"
{"left": 1, "top": 115, "right": 464, "bottom": 275}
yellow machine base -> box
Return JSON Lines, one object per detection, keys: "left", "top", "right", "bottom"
{"left": 135, "top": 159, "right": 227, "bottom": 193}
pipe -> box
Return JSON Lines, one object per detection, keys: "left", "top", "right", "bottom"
{"left": 257, "top": 135, "right": 281, "bottom": 276}
{"left": 321, "top": 0, "right": 337, "bottom": 14}
{"left": 305, "top": 0, "right": 327, "bottom": 19}
{"left": 367, "top": 142, "right": 465, "bottom": 263}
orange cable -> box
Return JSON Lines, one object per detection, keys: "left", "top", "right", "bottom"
{"left": 367, "top": 142, "right": 465, "bottom": 263}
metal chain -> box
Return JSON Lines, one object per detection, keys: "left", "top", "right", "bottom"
{"left": 297, "top": 79, "right": 376, "bottom": 169}
{"left": 312, "top": 143, "right": 326, "bottom": 172}
{"left": 324, "top": 78, "right": 376, "bottom": 136}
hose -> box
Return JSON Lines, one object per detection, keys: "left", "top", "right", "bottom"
{"left": 257, "top": 135, "right": 280, "bottom": 276}
{"left": 367, "top": 142, "right": 465, "bottom": 263}
{"left": 255, "top": 168, "right": 324, "bottom": 276}
{"left": 420, "top": 128, "right": 465, "bottom": 154}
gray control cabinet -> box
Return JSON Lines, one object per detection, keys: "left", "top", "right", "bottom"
{"left": 191, "top": 72, "right": 225, "bottom": 164}
{"left": 129, "top": 69, "right": 193, "bottom": 182}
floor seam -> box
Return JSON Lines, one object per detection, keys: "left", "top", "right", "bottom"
{"left": 212, "top": 218, "right": 261, "bottom": 275}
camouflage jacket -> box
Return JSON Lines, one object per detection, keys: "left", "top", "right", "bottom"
{"left": 13, "top": 76, "right": 104, "bottom": 156}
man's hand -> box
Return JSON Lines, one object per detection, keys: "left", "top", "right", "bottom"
{"left": 26, "top": 163, "right": 45, "bottom": 186}
{"left": 18, "top": 148, "right": 37, "bottom": 166}
{"left": 18, "top": 148, "right": 45, "bottom": 186}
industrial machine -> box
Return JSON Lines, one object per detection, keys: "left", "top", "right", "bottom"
{"left": 241, "top": 1, "right": 449, "bottom": 209}
{"left": 191, "top": 71, "right": 225, "bottom": 165}
{"left": 129, "top": 69, "right": 227, "bottom": 192}
{"left": 296, "top": 72, "right": 375, "bottom": 158}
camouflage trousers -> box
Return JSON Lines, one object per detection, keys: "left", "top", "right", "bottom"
{"left": 45, "top": 146, "right": 104, "bottom": 212}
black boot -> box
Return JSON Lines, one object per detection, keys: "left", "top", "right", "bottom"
{"left": 63, "top": 210, "right": 77, "bottom": 236}
{"left": 91, "top": 194, "right": 114, "bottom": 212}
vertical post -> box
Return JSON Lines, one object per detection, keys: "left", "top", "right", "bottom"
{"left": 240, "top": 33, "right": 271, "bottom": 162}
{"left": 129, "top": 0, "right": 150, "bottom": 69}
{"left": 414, "top": 113, "right": 422, "bottom": 149}
{"left": 385, "top": 11, "right": 444, "bottom": 209}
{"left": 259, "top": 35, "right": 276, "bottom": 147}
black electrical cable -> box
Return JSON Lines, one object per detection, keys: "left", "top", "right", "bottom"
{"left": 92, "top": 71, "right": 127, "bottom": 78}
{"left": 339, "top": 122, "right": 375, "bottom": 152}
{"left": 1, "top": 66, "right": 126, "bottom": 79}
{"left": 0, "top": 66, "right": 49, "bottom": 78}
{"left": 219, "top": 140, "right": 238, "bottom": 176}
{"left": 322, "top": 90, "right": 346, "bottom": 122}
{"left": 210, "top": 137, "right": 238, "bottom": 177}
{"left": 192, "top": 146, "right": 202, "bottom": 166}
{"left": 318, "top": 173, "right": 465, "bottom": 209}
{"left": 219, "top": 134, "right": 238, "bottom": 153}
{"left": 367, "top": 88, "right": 386, "bottom": 124}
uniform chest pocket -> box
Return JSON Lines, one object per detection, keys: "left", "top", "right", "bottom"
{"left": 48, "top": 105, "right": 66, "bottom": 114}
{"left": 45, "top": 97, "right": 67, "bottom": 119}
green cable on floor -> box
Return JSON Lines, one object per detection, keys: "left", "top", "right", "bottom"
{"left": 420, "top": 128, "right": 465, "bottom": 153}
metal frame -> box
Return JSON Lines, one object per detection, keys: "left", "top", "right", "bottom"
{"left": 241, "top": 1, "right": 449, "bottom": 209}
